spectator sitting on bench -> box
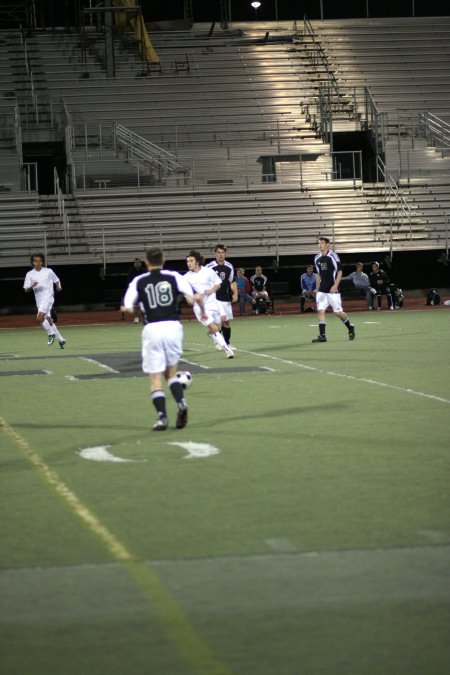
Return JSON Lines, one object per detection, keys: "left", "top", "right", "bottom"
{"left": 369, "top": 261, "right": 394, "bottom": 310}
{"left": 300, "top": 264, "right": 317, "bottom": 312}
{"left": 236, "top": 268, "right": 255, "bottom": 315}
{"left": 341, "top": 262, "right": 377, "bottom": 310}
{"left": 250, "top": 266, "right": 270, "bottom": 311}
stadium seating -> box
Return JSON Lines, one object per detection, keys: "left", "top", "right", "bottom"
{"left": 0, "top": 16, "right": 449, "bottom": 267}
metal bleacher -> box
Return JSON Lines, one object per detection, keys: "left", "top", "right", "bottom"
{"left": 0, "top": 16, "right": 449, "bottom": 268}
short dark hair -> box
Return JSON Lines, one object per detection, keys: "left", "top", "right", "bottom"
{"left": 187, "top": 249, "right": 204, "bottom": 265}
{"left": 319, "top": 236, "right": 330, "bottom": 244}
{"left": 31, "top": 252, "right": 45, "bottom": 265}
{"left": 145, "top": 247, "right": 163, "bottom": 266}
{"left": 214, "top": 243, "right": 227, "bottom": 252}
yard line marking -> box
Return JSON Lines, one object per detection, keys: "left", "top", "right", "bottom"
{"left": 167, "top": 441, "right": 220, "bottom": 459}
{"left": 0, "top": 416, "right": 233, "bottom": 675}
{"left": 79, "top": 356, "right": 120, "bottom": 373}
{"left": 265, "top": 538, "right": 297, "bottom": 552}
{"left": 236, "top": 348, "right": 450, "bottom": 405}
{"left": 181, "top": 358, "right": 211, "bottom": 370}
{"left": 78, "top": 446, "right": 140, "bottom": 463}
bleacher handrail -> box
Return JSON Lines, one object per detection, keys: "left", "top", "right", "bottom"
{"left": 419, "top": 112, "right": 450, "bottom": 151}
{"left": 113, "top": 122, "right": 184, "bottom": 176}
{"left": 376, "top": 156, "right": 412, "bottom": 245}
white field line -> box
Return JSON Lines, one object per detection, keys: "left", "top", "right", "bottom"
{"left": 79, "top": 356, "right": 120, "bottom": 373}
{"left": 235, "top": 347, "right": 450, "bottom": 405}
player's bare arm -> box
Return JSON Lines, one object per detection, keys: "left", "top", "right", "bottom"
{"left": 231, "top": 280, "right": 238, "bottom": 303}
{"left": 331, "top": 270, "right": 343, "bottom": 293}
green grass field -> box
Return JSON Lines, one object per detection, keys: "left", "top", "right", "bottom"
{"left": 1, "top": 310, "right": 449, "bottom": 675}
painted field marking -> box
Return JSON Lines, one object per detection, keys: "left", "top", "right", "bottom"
{"left": 180, "top": 358, "right": 211, "bottom": 370}
{"left": 167, "top": 441, "right": 220, "bottom": 459}
{"left": 236, "top": 348, "right": 450, "bottom": 405}
{"left": 79, "top": 356, "right": 120, "bottom": 373}
{"left": 0, "top": 417, "right": 232, "bottom": 675}
{"left": 265, "top": 538, "right": 297, "bottom": 553}
{"left": 78, "top": 446, "right": 142, "bottom": 463}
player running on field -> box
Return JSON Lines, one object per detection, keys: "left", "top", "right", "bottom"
{"left": 122, "top": 246, "right": 207, "bottom": 431}
{"left": 312, "top": 236, "right": 355, "bottom": 343}
{"left": 205, "top": 243, "right": 238, "bottom": 349}
{"left": 23, "top": 253, "right": 66, "bottom": 349}
{"left": 184, "top": 250, "right": 235, "bottom": 359}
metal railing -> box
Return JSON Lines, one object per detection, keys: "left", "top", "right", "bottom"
{"left": 376, "top": 156, "right": 412, "bottom": 254}
{"left": 364, "top": 87, "right": 386, "bottom": 158}
{"left": 54, "top": 168, "right": 71, "bottom": 254}
{"left": 70, "top": 150, "right": 363, "bottom": 193}
{"left": 419, "top": 112, "right": 450, "bottom": 153}
{"left": 113, "top": 123, "right": 184, "bottom": 178}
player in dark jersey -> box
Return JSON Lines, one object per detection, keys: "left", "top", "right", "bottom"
{"left": 205, "top": 244, "right": 237, "bottom": 348}
{"left": 312, "top": 237, "right": 355, "bottom": 343}
{"left": 122, "top": 247, "right": 206, "bottom": 431}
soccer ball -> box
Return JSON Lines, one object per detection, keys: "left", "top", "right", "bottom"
{"left": 176, "top": 370, "right": 192, "bottom": 389}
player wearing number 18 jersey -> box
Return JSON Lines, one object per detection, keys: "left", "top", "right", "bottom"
{"left": 122, "top": 247, "right": 205, "bottom": 431}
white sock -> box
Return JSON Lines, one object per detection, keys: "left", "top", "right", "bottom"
{"left": 41, "top": 319, "right": 53, "bottom": 335}
{"left": 214, "top": 332, "right": 230, "bottom": 351}
{"left": 51, "top": 324, "right": 64, "bottom": 341}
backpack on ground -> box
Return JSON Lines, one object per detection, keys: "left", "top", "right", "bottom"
{"left": 255, "top": 298, "right": 268, "bottom": 314}
{"left": 426, "top": 288, "right": 441, "bottom": 305}
{"left": 390, "top": 284, "right": 404, "bottom": 308}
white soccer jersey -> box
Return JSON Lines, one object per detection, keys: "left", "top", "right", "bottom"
{"left": 184, "top": 266, "right": 221, "bottom": 307}
{"left": 23, "top": 267, "right": 59, "bottom": 308}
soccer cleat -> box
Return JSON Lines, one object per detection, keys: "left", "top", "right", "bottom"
{"left": 48, "top": 334, "right": 55, "bottom": 346}
{"left": 348, "top": 325, "right": 356, "bottom": 341}
{"left": 58, "top": 339, "right": 66, "bottom": 349}
{"left": 312, "top": 335, "right": 327, "bottom": 343}
{"left": 225, "top": 347, "right": 235, "bottom": 358}
{"left": 152, "top": 416, "right": 168, "bottom": 431}
{"left": 176, "top": 400, "right": 188, "bottom": 429}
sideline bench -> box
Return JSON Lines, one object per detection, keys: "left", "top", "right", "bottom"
{"left": 268, "top": 280, "right": 291, "bottom": 312}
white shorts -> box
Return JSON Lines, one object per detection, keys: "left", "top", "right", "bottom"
{"left": 316, "top": 291, "right": 343, "bottom": 313}
{"left": 37, "top": 298, "right": 54, "bottom": 316}
{"left": 141, "top": 321, "right": 183, "bottom": 374}
{"left": 216, "top": 300, "right": 233, "bottom": 322}
{"left": 193, "top": 302, "right": 221, "bottom": 327}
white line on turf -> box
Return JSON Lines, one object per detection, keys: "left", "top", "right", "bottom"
{"left": 236, "top": 347, "right": 450, "bottom": 405}
{"left": 167, "top": 441, "right": 220, "bottom": 459}
{"left": 265, "top": 538, "right": 297, "bottom": 552}
{"left": 78, "top": 446, "right": 143, "bottom": 463}
{"left": 181, "top": 358, "right": 211, "bottom": 370}
{"left": 79, "top": 356, "right": 120, "bottom": 373}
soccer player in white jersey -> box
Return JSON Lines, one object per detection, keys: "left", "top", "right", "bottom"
{"left": 184, "top": 250, "right": 235, "bottom": 359}
{"left": 312, "top": 237, "right": 355, "bottom": 343}
{"left": 206, "top": 244, "right": 238, "bottom": 349}
{"left": 23, "top": 253, "right": 66, "bottom": 348}
{"left": 122, "top": 246, "right": 206, "bottom": 431}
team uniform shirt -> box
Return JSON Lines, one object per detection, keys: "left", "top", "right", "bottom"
{"left": 23, "top": 266, "right": 60, "bottom": 314}
{"left": 123, "top": 269, "right": 193, "bottom": 374}
{"left": 314, "top": 249, "right": 343, "bottom": 313}
{"left": 184, "top": 266, "right": 222, "bottom": 327}
{"left": 250, "top": 273, "right": 268, "bottom": 292}
{"left": 369, "top": 268, "right": 390, "bottom": 290}
{"left": 205, "top": 259, "right": 235, "bottom": 321}
{"left": 300, "top": 272, "right": 316, "bottom": 293}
